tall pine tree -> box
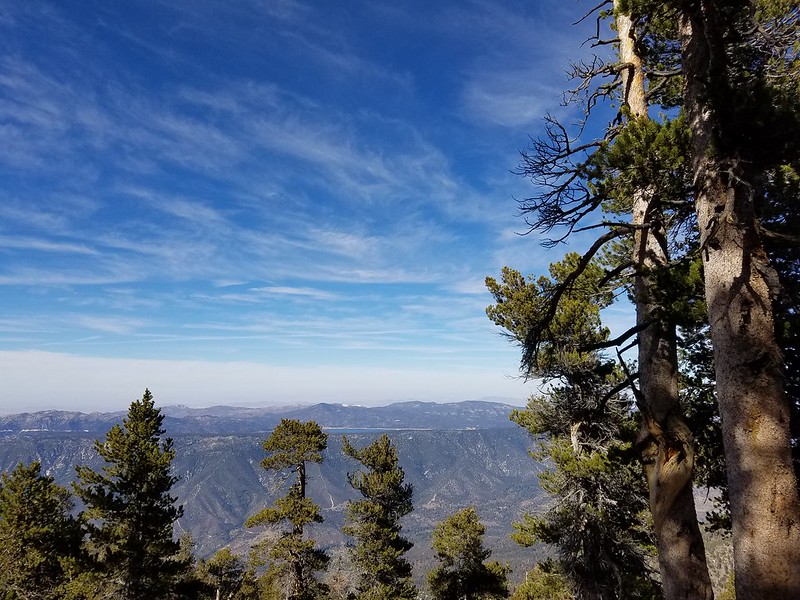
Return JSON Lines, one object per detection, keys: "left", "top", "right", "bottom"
{"left": 487, "top": 255, "right": 658, "bottom": 600}
{"left": 246, "top": 419, "right": 329, "bottom": 600}
{"left": 73, "top": 388, "right": 185, "bottom": 600}
{"left": 342, "top": 434, "right": 416, "bottom": 600}
{"left": 671, "top": 1, "right": 800, "bottom": 595}
{"left": 0, "top": 461, "right": 82, "bottom": 600}
{"left": 427, "top": 507, "right": 510, "bottom": 600}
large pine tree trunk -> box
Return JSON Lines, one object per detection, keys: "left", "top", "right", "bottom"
{"left": 632, "top": 188, "right": 713, "bottom": 600}
{"left": 617, "top": 8, "right": 714, "bottom": 599}
{"left": 678, "top": 2, "right": 800, "bottom": 598}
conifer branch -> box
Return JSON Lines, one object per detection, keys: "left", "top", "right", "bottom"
{"left": 581, "top": 322, "right": 650, "bottom": 352}
{"left": 756, "top": 221, "right": 800, "bottom": 246}
{"left": 522, "top": 229, "right": 626, "bottom": 373}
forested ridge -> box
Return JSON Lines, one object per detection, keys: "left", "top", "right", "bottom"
{"left": 0, "top": 393, "right": 541, "bottom": 599}
{"left": 2, "top": 0, "right": 799, "bottom": 599}
{"left": 0, "top": 402, "right": 542, "bottom": 562}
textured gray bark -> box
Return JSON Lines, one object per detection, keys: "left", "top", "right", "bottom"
{"left": 632, "top": 188, "right": 713, "bottom": 600}
{"left": 678, "top": 3, "right": 800, "bottom": 598}
{"left": 617, "top": 8, "right": 714, "bottom": 598}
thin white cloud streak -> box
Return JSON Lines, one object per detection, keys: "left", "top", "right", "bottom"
{"left": 0, "top": 282, "right": 508, "bottom": 356}
{"left": 0, "top": 351, "right": 533, "bottom": 414}
{"left": 462, "top": 73, "right": 563, "bottom": 129}
{"left": 0, "top": 48, "right": 426, "bottom": 215}
{"left": 166, "top": 0, "right": 414, "bottom": 95}
{"left": 0, "top": 191, "right": 464, "bottom": 289}
{"left": 172, "top": 313, "right": 470, "bottom": 346}
{"left": 0, "top": 190, "right": 102, "bottom": 242}
{"left": 0, "top": 317, "right": 59, "bottom": 334}
{"left": 445, "top": 277, "right": 494, "bottom": 296}
{"left": 447, "top": 0, "right": 609, "bottom": 132}
{"left": 248, "top": 287, "right": 339, "bottom": 301}
{"left": 0, "top": 269, "right": 137, "bottom": 287}
{"left": 70, "top": 316, "right": 152, "bottom": 336}
{"left": 0, "top": 235, "right": 96, "bottom": 255}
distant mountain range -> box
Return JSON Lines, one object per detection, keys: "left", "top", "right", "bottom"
{"left": 0, "top": 399, "right": 521, "bottom": 434}
{"left": 0, "top": 401, "right": 548, "bottom": 583}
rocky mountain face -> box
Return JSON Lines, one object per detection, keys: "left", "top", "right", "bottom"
{"left": 0, "top": 401, "right": 549, "bottom": 581}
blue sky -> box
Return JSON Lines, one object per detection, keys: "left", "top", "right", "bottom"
{"left": 0, "top": 0, "right": 613, "bottom": 413}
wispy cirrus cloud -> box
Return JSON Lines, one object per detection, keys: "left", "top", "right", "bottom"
{"left": 0, "top": 235, "right": 96, "bottom": 255}
{"left": 0, "top": 0, "right": 590, "bottom": 412}
{"left": 462, "top": 72, "right": 562, "bottom": 129}
{"left": 247, "top": 286, "right": 339, "bottom": 301}
{"left": 70, "top": 315, "right": 152, "bottom": 336}
{"left": 0, "top": 50, "right": 475, "bottom": 228}
{"left": 439, "top": 0, "right": 596, "bottom": 131}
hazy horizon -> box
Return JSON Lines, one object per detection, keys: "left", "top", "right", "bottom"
{"left": 0, "top": 388, "right": 528, "bottom": 417}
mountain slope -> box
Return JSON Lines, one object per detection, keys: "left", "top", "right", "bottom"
{"left": 0, "top": 402, "right": 548, "bottom": 580}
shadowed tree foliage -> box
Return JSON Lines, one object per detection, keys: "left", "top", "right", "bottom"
{"left": 341, "top": 434, "right": 416, "bottom": 600}
{"left": 72, "top": 388, "right": 186, "bottom": 600}
{"left": 427, "top": 507, "right": 510, "bottom": 600}
{"left": 246, "top": 419, "right": 329, "bottom": 600}
{"left": 171, "top": 533, "right": 209, "bottom": 600}
{"left": 758, "top": 160, "right": 800, "bottom": 482}
{"left": 0, "top": 461, "right": 82, "bottom": 600}
{"left": 493, "top": 0, "right": 800, "bottom": 595}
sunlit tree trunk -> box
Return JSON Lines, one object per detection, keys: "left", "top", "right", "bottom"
{"left": 677, "top": 2, "right": 800, "bottom": 597}
{"left": 617, "top": 6, "right": 714, "bottom": 598}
